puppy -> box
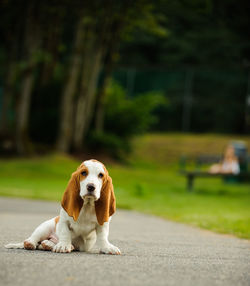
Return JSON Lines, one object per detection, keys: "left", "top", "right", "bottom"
{"left": 5, "top": 159, "right": 121, "bottom": 255}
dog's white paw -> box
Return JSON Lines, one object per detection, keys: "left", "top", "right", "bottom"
{"left": 53, "top": 242, "right": 74, "bottom": 253}
{"left": 24, "top": 239, "right": 36, "bottom": 250}
{"left": 99, "top": 243, "right": 121, "bottom": 255}
{"left": 41, "top": 240, "right": 55, "bottom": 251}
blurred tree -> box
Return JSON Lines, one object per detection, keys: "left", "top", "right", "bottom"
{"left": 57, "top": 0, "right": 133, "bottom": 152}
{"left": 116, "top": 0, "right": 250, "bottom": 134}
{"left": 119, "top": 0, "right": 250, "bottom": 68}
{"left": 0, "top": 0, "right": 69, "bottom": 154}
{"left": 56, "top": 0, "right": 167, "bottom": 152}
{"left": 15, "top": 0, "right": 44, "bottom": 154}
{"left": 56, "top": 6, "right": 85, "bottom": 152}
{"left": 0, "top": 0, "right": 24, "bottom": 138}
{"left": 0, "top": 0, "right": 249, "bottom": 156}
{"left": 88, "top": 81, "right": 166, "bottom": 158}
{"left": 94, "top": 1, "right": 167, "bottom": 134}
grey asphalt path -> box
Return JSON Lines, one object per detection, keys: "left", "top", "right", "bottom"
{"left": 0, "top": 197, "right": 249, "bottom": 286}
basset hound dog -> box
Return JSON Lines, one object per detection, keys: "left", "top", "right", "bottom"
{"left": 5, "top": 159, "right": 121, "bottom": 255}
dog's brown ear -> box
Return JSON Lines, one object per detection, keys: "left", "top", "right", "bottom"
{"left": 77, "top": 162, "right": 85, "bottom": 170}
{"left": 95, "top": 174, "right": 116, "bottom": 226}
{"left": 61, "top": 171, "right": 83, "bottom": 221}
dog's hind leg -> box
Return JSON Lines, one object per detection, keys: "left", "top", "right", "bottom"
{"left": 24, "top": 217, "right": 57, "bottom": 250}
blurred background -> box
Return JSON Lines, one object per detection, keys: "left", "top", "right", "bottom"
{"left": 0, "top": 0, "right": 250, "bottom": 239}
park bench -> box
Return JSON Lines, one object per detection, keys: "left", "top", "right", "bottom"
{"left": 179, "top": 154, "right": 250, "bottom": 191}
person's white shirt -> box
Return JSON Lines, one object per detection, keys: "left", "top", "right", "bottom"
{"left": 221, "top": 160, "right": 240, "bottom": 174}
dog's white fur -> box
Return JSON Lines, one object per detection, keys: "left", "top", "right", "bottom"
{"left": 5, "top": 160, "right": 121, "bottom": 255}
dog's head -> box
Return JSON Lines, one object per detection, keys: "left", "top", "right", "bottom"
{"left": 61, "top": 159, "right": 116, "bottom": 225}
{"left": 79, "top": 159, "right": 106, "bottom": 201}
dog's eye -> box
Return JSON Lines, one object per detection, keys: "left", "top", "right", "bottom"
{"left": 81, "top": 171, "right": 87, "bottom": 176}
{"left": 98, "top": 173, "right": 104, "bottom": 178}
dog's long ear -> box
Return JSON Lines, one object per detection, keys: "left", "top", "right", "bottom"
{"left": 61, "top": 171, "right": 83, "bottom": 221}
{"left": 95, "top": 173, "right": 116, "bottom": 226}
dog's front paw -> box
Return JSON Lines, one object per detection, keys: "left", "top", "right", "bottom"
{"left": 41, "top": 240, "right": 55, "bottom": 251}
{"left": 53, "top": 242, "right": 74, "bottom": 253}
{"left": 100, "top": 243, "right": 121, "bottom": 255}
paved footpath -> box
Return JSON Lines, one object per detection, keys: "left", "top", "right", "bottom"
{"left": 0, "top": 197, "right": 249, "bottom": 286}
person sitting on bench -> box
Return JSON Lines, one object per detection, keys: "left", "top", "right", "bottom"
{"left": 209, "top": 144, "right": 240, "bottom": 175}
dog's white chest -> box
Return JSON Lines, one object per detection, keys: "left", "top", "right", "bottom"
{"left": 70, "top": 203, "right": 97, "bottom": 238}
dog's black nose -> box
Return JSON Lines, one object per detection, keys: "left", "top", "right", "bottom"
{"left": 87, "top": 184, "right": 96, "bottom": 192}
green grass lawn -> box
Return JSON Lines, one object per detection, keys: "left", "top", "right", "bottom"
{"left": 0, "top": 133, "right": 250, "bottom": 239}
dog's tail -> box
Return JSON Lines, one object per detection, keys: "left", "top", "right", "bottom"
{"left": 5, "top": 242, "right": 24, "bottom": 249}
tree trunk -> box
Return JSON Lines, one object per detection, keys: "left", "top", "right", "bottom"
{"left": 16, "top": 71, "right": 35, "bottom": 154}
{"left": 94, "top": 44, "right": 118, "bottom": 133}
{"left": 0, "top": 60, "right": 16, "bottom": 136}
{"left": 72, "top": 1, "right": 132, "bottom": 150}
{"left": 94, "top": 67, "right": 112, "bottom": 133}
{"left": 39, "top": 7, "right": 65, "bottom": 87}
{"left": 56, "top": 16, "right": 85, "bottom": 152}
{"left": 94, "top": 17, "right": 126, "bottom": 133}
{"left": 15, "top": 1, "right": 41, "bottom": 155}
{"left": 0, "top": 1, "right": 24, "bottom": 138}
{"left": 73, "top": 40, "right": 103, "bottom": 150}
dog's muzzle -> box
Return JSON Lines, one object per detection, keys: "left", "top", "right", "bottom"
{"left": 83, "top": 183, "right": 97, "bottom": 201}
